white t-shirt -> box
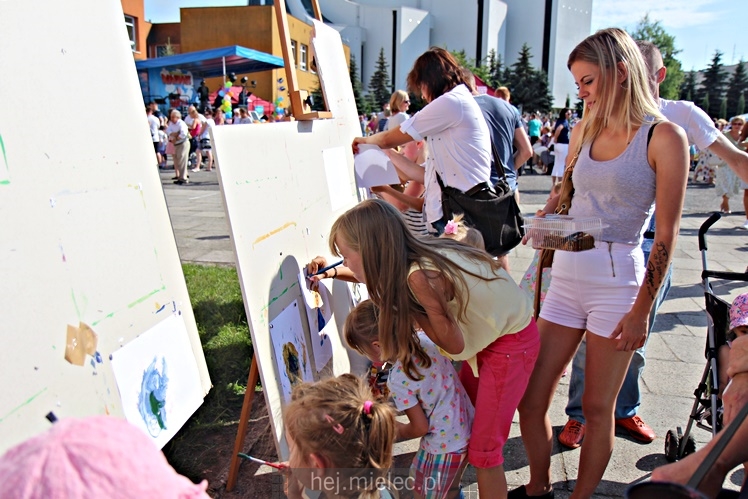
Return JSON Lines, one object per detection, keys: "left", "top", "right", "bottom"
{"left": 148, "top": 114, "right": 160, "bottom": 142}
{"left": 199, "top": 118, "right": 215, "bottom": 140}
{"left": 400, "top": 84, "right": 491, "bottom": 223}
{"left": 660, "top": 99, "right": 720, "bottom": 150}
{"left": 387, "top": 332, "right": 474, "bottom": 455}
{"left": 166, "top": 120, "right": 188, "bottom": 143}
{"left": 386, "top": 112, "right": 409, "bottom": 131}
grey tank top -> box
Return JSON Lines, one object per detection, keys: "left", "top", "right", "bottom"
{"left": 568, "top": 121, "right": 656, "bottom": 245}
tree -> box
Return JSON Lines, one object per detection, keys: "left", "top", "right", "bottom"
{"left": 739, "top": 94, "right": 745, "bottom": 116}
{"left": 574, "top": 97, "right": 585, "bottom": 118}
{"left": 719, "top": 97, "right": 727, "bottom": 120}
{"left": 680, "top": 70, "right": 697, "bottom": 101}
{"left": 485, "top": 49, "right": 504, "bottom": 88}
{"left": 368, "top": 48, "right": 391, "bottom": 110}
{"left": 506, "top": 44, "right": 535, "bottom": 111}
{"left": 700, "top": 91, "right": 710, "bottom": 116}
{"left": 696, "top": 50, "right": 727, "bottom": 117}
{"left": 630, "top": 14, "right": 683, "bottom": 100}
{"left": 726, "top": 60, "right": 748, "bottom": 118}
{"left": 348, "top": 55, "right": 367, "bottom": 115}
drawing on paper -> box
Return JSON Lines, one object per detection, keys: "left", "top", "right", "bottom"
{"left": 283, "top": 343, "right": 302, "bottom": 385}
{"left": 298, "top": 272, "right": 334, "bottom": 371}
{"left": 270, "top": 301, "right": 314, "bottom": 402}
{"left": 138, "top": 356, "right": 169, "bottom": 436}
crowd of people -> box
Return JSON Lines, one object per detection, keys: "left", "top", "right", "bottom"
{"left": 8, "top": 25, "right": 748, "bottom": 499}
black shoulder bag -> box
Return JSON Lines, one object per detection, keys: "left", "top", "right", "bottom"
{"left": 435, "top": 141, "right": 524, "bottom": 256}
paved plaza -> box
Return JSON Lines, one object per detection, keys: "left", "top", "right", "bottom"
{"left": 160, "top": 166, "right": 748, "bottom": 497}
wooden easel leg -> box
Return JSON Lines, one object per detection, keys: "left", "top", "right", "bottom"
{"left": 226, "top": 354, "right": 260, "bottom": 492}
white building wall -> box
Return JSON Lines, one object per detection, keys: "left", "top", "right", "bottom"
{"left": 316, "top": 0, "right": 591, "bottom": 109}
{"left": 548, "top": 0, "right": 592, "bottom": 107}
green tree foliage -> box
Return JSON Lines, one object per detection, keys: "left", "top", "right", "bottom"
{"left": 574, "top": 97, "right": 584, "bottom": 118}
{"left": 680, "top": 70, "right": 697, "bottom": 101}
{"left": 485, "top": 49, "right": 504, "bottom": 88}
{"left": 368, "top": 48, "right": 392, "bottom": 110}
{"left": 701, "top": 91, "right": 710, "bottom": 116}
{"left": 719, "top": 97, "right": 727, "bottom": 120}
{"left": 348, "top": 55, "right": 368, "bottom": 115}
{"left": 630, "top": 14, "right": 683, "bottom": 100}
{"left": 696, "top": 50, "right": 727, "bottom": 117}
{"left": 726, "top": 60, "right": 748, "bottom": 118}
{"left": 505, "top": 44, "right": 554, "bottom": 113}
{"left": 739, "top": 94, "right": 746, "bottom": 116}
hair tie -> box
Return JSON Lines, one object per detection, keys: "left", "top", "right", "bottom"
{"left": 444, "top": 220, "right": 458, "bottom": 235}
{"left": 324, "top": 414, "right": 344, "bottom": 435}
{"left": 363, "top": 400, "right": 373, "bottom": 415}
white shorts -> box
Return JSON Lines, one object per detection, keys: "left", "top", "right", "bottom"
{"left": 539, "top": 242, "right": 645, "bottom": 337}
{"left": 551, "top": 143, "right": 569, "bottom": 177}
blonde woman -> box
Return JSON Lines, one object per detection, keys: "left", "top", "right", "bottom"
{"left": 385, "top": 89, "right": 411, "bottom": 131}
{"left": 511, "top": 28, "right": 689, "bottom": 498}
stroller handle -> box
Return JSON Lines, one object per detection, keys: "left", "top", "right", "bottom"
{"left": 698, "top": 212, "right": 722, "bottom": 251}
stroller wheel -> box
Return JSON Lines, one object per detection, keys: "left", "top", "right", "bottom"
{"left": 682, "top": 435, "right": 697, "bottom": 457}
{"left": 664, "top": 429, "right": 679, "bottom": 462}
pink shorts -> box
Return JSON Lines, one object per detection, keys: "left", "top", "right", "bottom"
{"left": 459, "top": 320, "right": 540, "bottom": 468}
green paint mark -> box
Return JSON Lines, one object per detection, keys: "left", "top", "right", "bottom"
{"left": 92, "top": 312, "right": 116, "bottom": 327}
{"left": 0, "top": 180, "right": 8, "bottom": 185}
{"left": 0, "top": 387, "right": 48, "bottom": 423}
{"left": 261, "top": 281, "right": 298, "bottom": 312}
{"left": 71, "top": 289, "right": 82, "bottom": 320}
{"left": 0, "top": 135, "right": 8, "bottom": 185}
{"left": 126, "top": 286, "right": 165, "bottom": 309}
{"left": 279, "top": 264, "right": 283, "bottom": 280}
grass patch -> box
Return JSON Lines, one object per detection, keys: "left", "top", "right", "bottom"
{"left": 179, "top": 263, "right": 255, "bottom": 427}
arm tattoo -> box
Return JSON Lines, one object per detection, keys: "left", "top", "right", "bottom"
{"left": 645, "top": 242, "right": 670, "bottom": 301}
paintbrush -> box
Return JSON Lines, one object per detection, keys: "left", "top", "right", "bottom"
{"left": 237, "top": 453, "right": 287, "bottom": 470}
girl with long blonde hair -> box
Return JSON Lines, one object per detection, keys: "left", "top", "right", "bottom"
{"left": 511, "top": 28, "right": 689, "bottom": 499}
{"left": 309, "top": 198, "right": 538, "bottom": 498}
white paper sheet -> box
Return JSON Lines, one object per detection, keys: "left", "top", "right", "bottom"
{"left": 347, "top": 282, "right": 370, "bottom": 307}
{"left": 354, "top": 148, "right": 400, "bottom": 188}
{"left": 110, "top": 314, "right": 204, "bottom": 448}
{"left": 270, "top": 301, "right": 315, "bottom": 403}
{"left": 296, "top": 273, "right": 334, "bottom": 372}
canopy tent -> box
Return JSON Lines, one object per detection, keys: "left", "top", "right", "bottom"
{"left": 135, "top": 45, "right": 284, "bottom": 79}
{"left": 207, "top": 86, "right": 274, "bottom": 115}
{"left": 136, "top": 45, "right": 283, "bottom": 113}
{"left": 474, "top": 75, "right": 496, "bottom": 97}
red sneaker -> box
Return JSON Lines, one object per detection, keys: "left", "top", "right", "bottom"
{"left": 616, "top": 415, "right": 655, "bottom": 443}
{"left": 558, "top": 419, "right": 585, "bottom": 449}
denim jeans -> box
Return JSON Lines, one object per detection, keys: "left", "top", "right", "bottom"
{"left": 565, "top": 246, "right": 673, "bottom": 422}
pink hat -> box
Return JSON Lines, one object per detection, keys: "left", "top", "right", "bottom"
{"left": 0, "top": 416, "right": 210, "bottom": 499}
{"left": 730, "top": 293, "right": 748, "bottom": 331}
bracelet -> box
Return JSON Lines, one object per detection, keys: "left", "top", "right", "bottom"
{"left": 331, "top": 267, "right": 338, "bottom": 279}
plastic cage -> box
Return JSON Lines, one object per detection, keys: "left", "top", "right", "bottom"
{"left": 523, "top": 215, "right": 605, "bottom": 252}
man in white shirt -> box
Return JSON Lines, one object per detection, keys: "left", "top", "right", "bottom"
{"left": 146, "top": 106, "right": 161, "bottom": 167}
{"left": 560, "top": 41, "right": 748, "bottom": 450}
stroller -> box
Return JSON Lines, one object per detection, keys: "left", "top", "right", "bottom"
{"left": 664, "top": 212, "right": 748, "bottom": 462}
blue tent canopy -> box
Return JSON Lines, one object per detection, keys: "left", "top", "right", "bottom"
{"left": 135, "top": 45, "right": 284, "bottom": 78}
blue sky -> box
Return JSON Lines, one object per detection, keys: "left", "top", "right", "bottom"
{"left": 145, "top": 0, "right": 747, "bottom": 72}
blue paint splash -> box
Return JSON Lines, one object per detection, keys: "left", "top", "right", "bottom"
{"left": 138, "top": 357, "right": 169, "bottom": 436}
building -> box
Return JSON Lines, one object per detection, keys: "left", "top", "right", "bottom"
{"left": 121, "top": 0, "right": 150, "bottom": 61}
{"left": 280, "top": 0, "right": 592, "bottom": 108}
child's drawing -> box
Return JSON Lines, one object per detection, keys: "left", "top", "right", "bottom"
{"left": 298, "top": 273, "right": 334, "bottom": 372}
{"left": 111, "top": 314, "right": 204, "bottom": 448}
{"left": 270, "top": 301, "right": 314, "bottom": 403}
{"left": 138, "top": 356, "right": 169, "bottom": 436}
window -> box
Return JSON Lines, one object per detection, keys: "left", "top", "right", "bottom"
{"left": 291, "top": 40, "right": 297, "bottom": 68}
{"left": 300, "top": 44, "right": 308, "bottom": 71}
{"left": 124, "top": 15, "right": 136, "bottom": 52}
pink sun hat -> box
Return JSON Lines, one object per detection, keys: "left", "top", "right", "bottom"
{"left": 730, "top": 293, "right": 748, "bottom": 331}
{"left": 0, "top": 415, "right": 210, "bottom": 499}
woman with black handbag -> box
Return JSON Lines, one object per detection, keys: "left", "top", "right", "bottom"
{"left": 351, "top": 47, "right": 491, "bottom": 238}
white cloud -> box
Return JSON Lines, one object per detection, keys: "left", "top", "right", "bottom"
{"left": 591, "top": 0, "right": 725, "bottom": 31}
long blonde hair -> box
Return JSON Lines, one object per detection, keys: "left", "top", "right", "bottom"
{"left": 284, "top": 374, "right": 396, "bottom": 499}
{"left": 568, "top": 28, "right": 663, "bottom": 148}
{"left": 329, "top": 199, "right": 502, "bottom": 379}
{"left": 389, "top": 90, "right": 409, "bottom": 114}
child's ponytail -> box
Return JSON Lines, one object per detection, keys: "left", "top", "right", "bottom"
{"left": 284, "top": 374, "right": 397, "bottom": 498}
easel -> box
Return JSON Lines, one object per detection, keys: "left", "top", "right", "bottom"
{"left": 273, "top": 0, "right": 332, "bottom": 121}
{"left": 225, "top": 0, "right": 332, "bottom": 490}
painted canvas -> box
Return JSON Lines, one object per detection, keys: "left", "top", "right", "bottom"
{"left": 110, "top": 314, "right": 204, "bottom": 448}
{"left": 270, "top": 301, "right": 314, "bottom": 403}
